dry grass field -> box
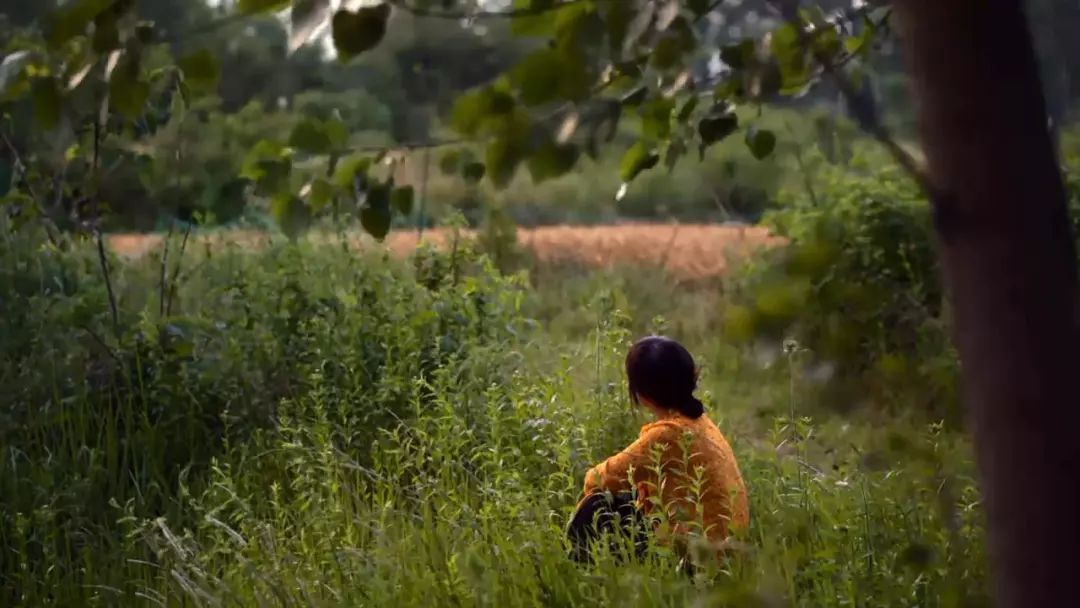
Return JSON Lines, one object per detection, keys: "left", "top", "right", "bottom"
{"left": 108, "top": 223, "right": 782, "bottom": 281}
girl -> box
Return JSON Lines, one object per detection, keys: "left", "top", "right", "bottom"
{"left": 567, "top": 336, "right": 749, "bottom": 562}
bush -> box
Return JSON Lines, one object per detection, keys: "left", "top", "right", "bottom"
{"left": 0, "top": 207, "right": 990, "bottom": 606}
{"left": 722, "top": 153, "right": 957, "bottom": 418}
{"left": 0, "top": 227, "right": 525, "bottom": 601}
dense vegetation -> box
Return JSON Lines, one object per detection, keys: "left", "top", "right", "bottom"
{"left": 1, "top": 218, "right": 988, "bottom": 606}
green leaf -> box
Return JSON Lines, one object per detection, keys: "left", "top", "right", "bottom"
{"left": 676, "top": 96, "right": 699, "bottom": 123}
{"left": 109, "top": 56, "right": 150, "bottom": 119}
{"left": 812, "top": 25, "right": 842, "bottom": 60}
{"left": 698, "top": 111, "right": 738, "bottom": 156}
{"left": 527, "top": 142, "right": 579, "bottom": 182}
{"left": 332, "top": 154, "right": 371, "bottom": 188}
{"left": 46, "top": 0, "right": 114, "bottom": 48}
{"left": 324, "top": 118, "right": 348, "bottom": 150}
{"left": 270, "top": 194, "right": 311, "bottom": 241}
{"left": 511, "top": 49, "right": 561, "bottom": 106}
{"left": 290, "top": 0, "right": 331, "bottom": 52}
{"left": 332, "top": 5, "right": 391, "bottom": 61}
{"left": 720, "top": 40, "right": 756, "bottom": 71}
{"left": 845, "top": 17, "right": 877, "bottom": 57}
{"left": 0, "top": 51, "right": 33, "bottom": 100}
{"left": 177, "top": 50, "right": 220, "bottom": 93}
{"left": 463, "top": 161, "right": 486, "bottom": 183}
{"left": 486, "top": 136, "right": 524, "bottom": 189}
{"left": 620, "top": 86, "right": 648, "bottom": 107}
{"left": 237, "top": 0, "right": 289, "bottom": 15}
{"left": 391, "top": 185, "right": 415, "bottom": 215}
{"left": 510, "top": 48, "right": 590, "bottom": 106}
{"left": 360, "top": 183, "right": 392, "bottom": 240}
{"left": 639, "top": 97, "right": 675, "bottom": 141}
{"left": 619, "top": 141, "right": 659, "bottom": 182}
{"left": 771, "top": 23, "right": 811, "bottom": 92}
{"left": 651, "top": 17, "right": 694, "bottom": 70}
{"left": 450, "top": 87, "right": 515, "bottom": 136}
{"left": 31, "top": 78, "right": 63, "bottom": 130}
{"left": 745, "top": 126, "right": 777, "bottom": 160}
{"left": 242, "top": 140, "right": 293, "bottom": 196}
{"left": 687, "top": 0, "right": 712, "bottom": 17}
{"left": 307, "top": 178, "right": 336, "bottom": 213}
{"left": 289, "top": 118, "right": 334, "bottom": 154}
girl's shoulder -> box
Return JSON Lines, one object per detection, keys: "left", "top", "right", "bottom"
{"left": 639, "top": 414, "right": 699, "bottom": 437}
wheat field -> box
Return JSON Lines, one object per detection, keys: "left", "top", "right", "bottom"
{"left": 108, "top": 223, "right": 782, "bottom": 280}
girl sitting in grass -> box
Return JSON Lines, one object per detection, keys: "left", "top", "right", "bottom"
{"left": 567, "top": 336, "right": 750, "bottom": 563}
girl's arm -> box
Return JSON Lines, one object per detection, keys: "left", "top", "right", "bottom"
{"left": 581, "top": 423, "right": 679, "bottom": 497}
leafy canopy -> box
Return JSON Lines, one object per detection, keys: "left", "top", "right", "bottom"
{"left": 0, "top": 0, "right": 889, "bottom": 239}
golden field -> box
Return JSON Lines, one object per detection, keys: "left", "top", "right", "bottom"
{"left": 108, "top": 223, "right": 781, "bottom": 281}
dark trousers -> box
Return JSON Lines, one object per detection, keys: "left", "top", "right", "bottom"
{"left": 566, "top": 492, "right": 650, "bottom": 564}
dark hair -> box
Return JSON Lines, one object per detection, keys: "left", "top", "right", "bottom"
{"left": 625, "top": 336, "right": 705, "bottom": 419}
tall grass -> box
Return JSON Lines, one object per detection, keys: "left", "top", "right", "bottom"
{"left": 0, "top": 226, "right": 987, "bottom": 606}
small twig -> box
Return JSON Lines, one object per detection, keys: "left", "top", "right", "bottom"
{"left": 165, "top": 222, "right": 193, "bottom": 318}
{"left": 95, "top": 227, "right": 120, "bottom": 335}
{"left": 159, "top": 221, "right": 175, "bottom": 318}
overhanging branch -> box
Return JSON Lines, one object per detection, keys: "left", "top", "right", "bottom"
{"left": 386, "top": 0, "right": 587, "bottom": 20}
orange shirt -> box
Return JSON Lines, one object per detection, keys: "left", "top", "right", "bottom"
{"left": 579, "top": 412, "right": 749, "bottom": 543}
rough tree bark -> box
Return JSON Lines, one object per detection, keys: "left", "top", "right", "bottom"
{"left": 894, "top": 1, "right": 1080, "bottom": 605}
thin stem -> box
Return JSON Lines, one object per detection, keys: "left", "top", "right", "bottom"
{"left": 785, "top": 120, "right": 820, "bottom": 207}
{"left": 418, "top": 147, "right": 430, "bottom": 238}
{"left": 81, "top": 324, "right": 123, "bottom": 367}
{"left": 96, "top": 228, "right": 120, "bottom": 335}
{"left": 166, "top": 222, "right": 193, "bottom": 318}
{"left": 89, "top": 110, "right": 121, "bottom": 336}
{"left": 159, "top": 221, "right": 175, "bottom": 318}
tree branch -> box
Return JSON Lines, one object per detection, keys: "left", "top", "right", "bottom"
{"left": 1, "top": 131, "right": 61, "bottom": 247}
{"left": 774, "top": 1, "right": 936, "bottom": 197}
{"left": 386, "top": 0, "right": 587, "bottom": 20}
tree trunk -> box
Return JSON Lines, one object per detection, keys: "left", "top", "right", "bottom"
{"left": 893, "top": 2, "right": 1080, "bottom": 606}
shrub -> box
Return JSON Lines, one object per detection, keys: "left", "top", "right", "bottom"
{"left": 722, "top": 154, "right": 957, "bottom": 419}
{"left": 0, "top": 227, "right": 525, "bottom": 601}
